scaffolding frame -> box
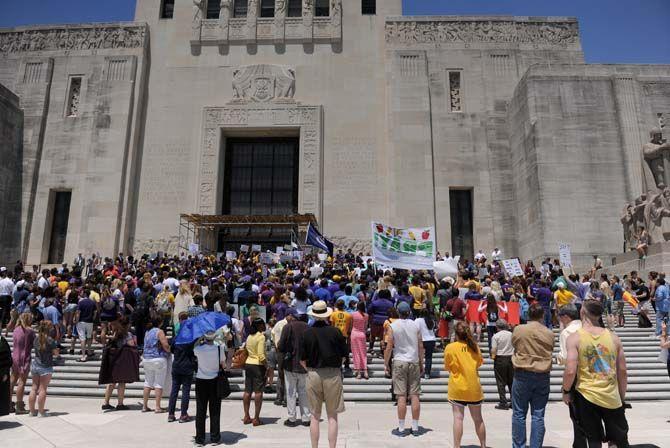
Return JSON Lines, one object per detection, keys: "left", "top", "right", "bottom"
{"left": 178, "top": 213, "right": 318, "bottom": 254}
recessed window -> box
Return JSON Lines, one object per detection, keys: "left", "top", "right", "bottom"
{"left": 362, "top": 0, "right": 376, "bottom": 15}
{"left": 315, "top": 0, "right": 329, "bottom": 16}
{"left": 260, "top": 0, "right": 274, "bottom": 17}
{"left": 233, "top": 0, "right": 248, "bottom": 18}
{"left": 207, "top": 0, "right": 221, "bottom": 19}
{"left": 448, "top": 71, "right": 462, "bottom": 112}
{"left": 287, "top": 0, "right": 302, "bottom": 17}
{"left": 160, "top": 0, "right": 175, "bottom": 19}
{"left": 65, "top": 76, "right": 82, "bottom": 117}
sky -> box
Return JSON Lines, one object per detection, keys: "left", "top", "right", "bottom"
{"left": 0, "top": 0, "right": 668, "bottom": 64}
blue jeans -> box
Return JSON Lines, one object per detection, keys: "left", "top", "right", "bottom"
{"left": 542, "top": 307, "right": 552, "bottom": 329}
{"left": 512, "top": 370, "right": 550, "bottom": 448}
{"left": 656, "top": 311, "right": 668, "bottom": 336}
{"left": 168, "top": 373, "right": 193, "bottom": 416}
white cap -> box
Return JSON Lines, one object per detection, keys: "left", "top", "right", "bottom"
{"left": 0, "top": 267, "right": 6, "bottom": 272}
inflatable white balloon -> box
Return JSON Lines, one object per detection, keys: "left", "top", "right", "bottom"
{"left": 433, "top": 256, "right": 460, "bottom": 280}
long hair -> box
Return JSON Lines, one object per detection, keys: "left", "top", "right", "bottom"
{"left": 37, "top": 320, "right": 53, "bottom": 352}
{"left": 486, "top": 293, "right": 497, "bottom": 313}
{"left": 454, "top": 321, "right": 479, "bottom": 354}
{"left": 112, "top": 316, "right": 131, "bottom": 341}
{"left": 17, "top": 312, "right": 33, "bottom": 330}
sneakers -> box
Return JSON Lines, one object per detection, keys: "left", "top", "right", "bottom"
{"left": 179, "top": 414, "right": 191, "bottom": 423}
{"left": 391, "top": 428, "right": 412, "bottom": 438}
{"left": 115, "top": 404, "right": 129, "bottom": 411}
{"left": 301, "top": 420, "right": 310, "bottom": 427}
{"left": 495, "top": 403, "right": 510, "bottom": 410}
{"left": 15, "top": 402, "right": 28, "bottom": 415}
{"left": 284, "top": 419, "right": 300, "bottom": 427}
{"left": 168, "top": 415, "right": 176, "bottom": 423}
{"left": 101, "top": 403, "right": 114, "bottom": 410}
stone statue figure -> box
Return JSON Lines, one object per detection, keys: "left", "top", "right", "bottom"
{"left": 193, "top": 0, "right": 205, "bottom": 22}
{"left": 643, "top": 127, "right": 670, "bottom": 189}
{"left": 620, "top": 204, "right": 635, "bottom": 250}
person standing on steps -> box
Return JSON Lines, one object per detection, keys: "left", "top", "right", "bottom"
{"left": 193, "top": 331, "right": 226, "bottom": 446}
{"left": 562, "top": 299, "right": 630, "bottom": 448}
{"left": 278, "top": 309, "right": 311, "bottom": 427}
{"left": 490, "top": 319, "right": 514, "bottom": 410}
{"left": 384, "top": 301, "right": 424, "bottom": 437}
{"left": 9, "top": 312, "right": 34, "bottom": 415}
{"left": 301, "top": 300, "right": 348, "bottom": 448}
{"left": 511, "top": 303, "right": 555, "bottom": 448}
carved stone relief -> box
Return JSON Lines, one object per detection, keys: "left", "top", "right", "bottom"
{"left": 231, "top": 64, "right": 295, "bottom": 103}
{"left": 384, "top": 20, "right": 579, "bottom": 46}
{"left": 0, "top": 25, "right": 147, "bottom": 53}
{"left": 330, "top": 0, "right": 341, "bottom": 41}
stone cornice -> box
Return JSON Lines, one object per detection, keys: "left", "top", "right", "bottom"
{"left": 0, "top": 22, "right": 148, "bottom": 54}
{"left": 385, "top": 16, "right": 580, "bottom": 47}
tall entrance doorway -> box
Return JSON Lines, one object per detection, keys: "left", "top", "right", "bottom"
{"left": 219, "top": 137, "right": 300, "bottom": 251}
{"left": 450, "top": 189, "right": 473, "bottom": 260}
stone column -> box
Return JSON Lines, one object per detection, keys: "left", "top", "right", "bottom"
{"left": 219, "top": 0, "right": 232, "bottom": 44}
{"left": 612, "top": 75, "right": 645, "bottom": 200}
{"left": 274, "top": 0, "right": 286, "bottom": 43}
{"left": 247, "top": 0, "right": 258, "bottom": 43}
{"left": 330, "top": 0, "right": 341, "bottom": 42}
{"left": 302, "top": 0, "right": 314, "bottom": 42}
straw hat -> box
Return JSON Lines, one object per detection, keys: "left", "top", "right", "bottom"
{"left": 308, "top": 300, "right": 333, "bottom": 319}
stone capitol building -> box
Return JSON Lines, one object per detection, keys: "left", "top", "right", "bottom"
{"left": 1, "top": 0, "right": 669, "bottom": 268}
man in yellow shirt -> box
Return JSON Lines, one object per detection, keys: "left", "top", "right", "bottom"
{"left": 408, "top": 277, "right": 425, "bottom": 317}
{"left": 330, "top": 299, "right": 353, "bottom": 372}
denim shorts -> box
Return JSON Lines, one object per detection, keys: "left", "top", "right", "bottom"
{"left": 31, "top": 361, "right": 54, "bottom": 377}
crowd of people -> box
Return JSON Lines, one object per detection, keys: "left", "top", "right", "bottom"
{"left": 0, "top": 246, "right": 663, "bottom": 447}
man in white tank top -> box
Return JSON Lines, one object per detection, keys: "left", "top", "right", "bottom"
{"left": 383, "top": 302, "right": 424, "bottom": 437}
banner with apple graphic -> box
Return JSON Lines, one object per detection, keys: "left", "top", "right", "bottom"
{"left": 371, "top": 222, "right": 436, "bottom": 271}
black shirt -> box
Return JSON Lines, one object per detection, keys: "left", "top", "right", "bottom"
{"left": 301, "top": 320, "right": 347, "bottom": 369}
{"left": 77, "top": 298, "right": 97, "bottom": 323}
{"left": 637, "top": 284, "right": 650, "bottom": 302}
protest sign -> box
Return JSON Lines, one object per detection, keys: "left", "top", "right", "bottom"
{"left": 259, "top": 253, "right": 274, "bottom": 264}
{"left": 276, "top": 246, "right": 284, "bottom": 254}
{"left": 240, "top": 244, "right": 249, "bottom": 252}
{"left": 371, "top": 222, "right": 435, "bottom": 271}
{"left": 251, "top": 244, "right": 262, "bottom": 252}
{"left": 502, "top": 259, "right": 524, "bottom": 277}
{"left": 559, "top": 243, "right": 572, "bottom": 267}
{"left": 225, "top": 251, "right": 236, "bottom": 261}
{"left": 318, "top": 253, "right": 328, "bottom": 261}
{"left": 188, "top": 243, "right": 199, "bottom": 255}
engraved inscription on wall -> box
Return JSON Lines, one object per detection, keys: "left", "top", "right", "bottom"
{"left": 331, "top": 137, "right": 376, "bottom": 192}
{"left": 140, "top": 141, "right": 192, "bottom": 206}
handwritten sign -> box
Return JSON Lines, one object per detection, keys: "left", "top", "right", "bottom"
{"left": 502, "top": 259, "right": 524, "bottom": 277}
{"left": 559, "top": 243, "right": 572, "bottom": 267}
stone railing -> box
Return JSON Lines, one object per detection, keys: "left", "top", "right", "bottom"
{"left": 385, "top": 16, "right": 580, "bottom": 48}
{"left": 0, "top": 22, "right": 148, "bottom": 54}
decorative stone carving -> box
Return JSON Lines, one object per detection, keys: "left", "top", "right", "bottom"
{"left": 643, "top": 127, "right": 670, "bottom": 189}
{"left": 192, "top": 0, "right": 205, "bottom": 42}
{"left": 330, "top": 0, "right": 341, "bottom": 41}
{"left": 384, "top": 20, "right": 579, "bottom": 46}
{"left": 274, "top": 0, "right": 287, "bottom": 42}
{"left": 303, "top": 0, "right": 314, "bottom": 41}
{"left": 247, "top": 0, "right": 259, "bottom": 42}
{"left": 0, "top": 24, "right": 147, "bottom": 53}
{"left": 449, "top": 72, "right": 462, "bottom": 112}
{"left": 219, "top": 0, "right": 232, "bottom": 43}
{"left": 133, "top": 236, "right": 181, "bottom": 256}
{"left": 231, "top": 64, "right": 295, "bottom": 102}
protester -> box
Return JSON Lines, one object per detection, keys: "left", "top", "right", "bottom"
{"left": 99, "top": 316, "right": 139, "bottom": 410}
{"left": 511, "top": 304, "right": 555, "bottom": 448}
{"left": 142, "top": 317, "right": 171, "bottom": 413}
{"left": 243, "top": 317, "right": 267, "bottom": 426}
{"left": 174, "top": 281, "right": 194, "bottom": 326}
{"left": 384, "top": 301, "right": 424, "bottom": 437}
{"left": 9, "top": 312, "right": 34, "bottom": 414}
{"left": 193, "top": 331, "right": 226, "bottom": 446}
{"left": 75, "top": 290, "right": 97, "bottom": 362}
{"left": 278, "top": 310, "right": 311, "bottom": 427}
{"left": 29, "top": 320, "right": 57, "bottom": 417}
{"left": 562, "top": 299, "right": 629, "bottom": 447}
{"left": 556, "top": 304, "right": 581, "bottom": 366}
{"left": 490, "top": 319, "right": 514, "bottom": 410}
{"left": 415, "top": 308, "right": 437, "bottom": 379}
{"left": 350, "top": 300, "right": 369, "bottom": 379}
{"left": 168, "top": 324, "right": 197, "bottom": 423}
{"left": 301, "top": 300, "right": 348, "bottom": 448}
{"left": 368, "top": 289, "right": 393, "bottom": 357}
{"left": 329, "top": 299, "right": 353, "bottom": 374}
{"left": 654, "top": 277, "right": 669, "bottom": 337}
{"left": 444, "top": 322, "right": 486, "bottom": 448}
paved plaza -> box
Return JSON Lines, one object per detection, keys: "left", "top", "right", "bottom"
{"left": 0, "top": 397, "right": 666, "bottom": 447}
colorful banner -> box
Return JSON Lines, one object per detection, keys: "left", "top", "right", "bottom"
{"left": 371, "top": 222, "right": 435, "bottom": 271}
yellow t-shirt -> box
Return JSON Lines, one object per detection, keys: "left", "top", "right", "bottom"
{"left": 464, "top": 280, "right": 481, "bottom": 293}
{"left": 330, "top": 310, "right": 352, "bottom": 337}
{"left": 245, "top": 332, "right": 266, "bottom": 365}
{"left": 444, "top": 341, "right": 484, "bottom": 402}
{"left": 555, "top": 289, "right": 574, "bottom": 308}
{"left": 576, "top": 329, "right": 622, "bottom": 409}
{"left": 57, "top": 281, "right": 69, "bottom": 295}
{"left": 89, "top": 291, "right": 101, "bottom": 303}
{"left": 409, "top": 286, "right": 425, "bottom": 310}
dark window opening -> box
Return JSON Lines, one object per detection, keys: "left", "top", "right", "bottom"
{"left": 47, "top": 191, "right": 72, "bottom": 264}
{"left": 207, "top": 0, "right": 221, "bottom": 19}
{"left": 160, "top": 0, "right": 175, "bottom": 19}
{"left": 287, "top": 0, "right": 302, "bottom": 17}
{"left": 450, "top": 189, "right": 473, "bottom": 261}
{"left": 260, "top": 0, "right": 275, "bottom": 17}
{"left": 362, "top": 0, "right": 376, "bottom": 15}
{"left": 233, "top": 0, "right": 248, "bottom": 17}
{"left": 315, "top": 0, "right": 329, "bottom": 16}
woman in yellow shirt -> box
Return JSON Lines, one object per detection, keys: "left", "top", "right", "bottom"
{"left": 243, "top": 318, "right": 267, "bottom": 426}
{"left": 444, "top": 322, "right": 487, "bottom": 448}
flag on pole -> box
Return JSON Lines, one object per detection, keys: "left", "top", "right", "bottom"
{"left": 305, "top": 223, "right": 334, "bottom": 256}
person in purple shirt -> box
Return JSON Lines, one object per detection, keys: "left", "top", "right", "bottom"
{"left": 535, "top": 280, "right": 553, "bottom": 328}
{"left": 367, "top": 289, "right": 394, "bottom": 354}
{"left": 394, "top": 285, "right": 413, "bottom": 309}
{"left": 314, "top": 279, "right": 333, "bottom": 305}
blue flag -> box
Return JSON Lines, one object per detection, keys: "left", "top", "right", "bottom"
{"left": 305, "top": 223, "right": 334, "bottom": 256}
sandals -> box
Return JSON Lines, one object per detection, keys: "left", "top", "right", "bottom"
{"left": 252, "top": 418, "right": 262, "bottom": 426}
{"left": 154, "top": 408, "right": 167, "bottom": 414}
{"left": 243, "top": 416, "right": 253, "bottom": 425}
{"left": 142, "top": 407, "right": 154, "bottom": 413}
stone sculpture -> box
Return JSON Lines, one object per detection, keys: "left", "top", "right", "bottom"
{"left": 231, "top": 64, "right": 295, "bottom": 102}
{"left": 643, "top": 127, "right": 670, "bottom": 189}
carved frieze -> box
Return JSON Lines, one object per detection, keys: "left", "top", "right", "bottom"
{"left": 231, "top": 64, "right": 295, "bottom": 103}
{"left": 0, "top": 24, "right": 147, "bottom": 54}
{"left": 384, "top": 20, "right": 579, "bottom": 46}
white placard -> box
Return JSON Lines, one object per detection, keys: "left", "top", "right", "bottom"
{"left": 318, "top": 253, "right": 328, "bottom": 261}
{"left": 559, "top": 243, "right": 572, "bottom": 267}
{"left": 260, "top": 253, "right": 274, "bottom": 264}
{"left": 276, "top": 246, "right": 284, "bottom": 254}
{"left": 225, "top": 251, "right": 236, "bottom": 261}
{"left": 188, "top": 243, "right": 199, "bottom": 254}
{"left": 240, "top": 244, "right": 249, "bottom": 252}
{"left": 502, "top": 258, "right": 524, "bottom": 277}
{"left": 251, "top": 244, "right": 262, "bottom": 252}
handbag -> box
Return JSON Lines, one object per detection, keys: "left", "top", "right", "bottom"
{"left": 231, "top": 347, "right": 248, "bottom": 369}
{"left": 217, "top": 346, "right": 231, "bottom": 399}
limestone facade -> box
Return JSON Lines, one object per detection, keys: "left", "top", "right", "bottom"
{"left": 0, "top": 0, "right": 668, "bottom": 268}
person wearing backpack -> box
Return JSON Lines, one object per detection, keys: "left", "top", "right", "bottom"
{"left": 132, "top": 284, "right": 153, "bottom": 347}
{"left": 416, "top": 308, "right": 437, "bottom": 379}
{"left": 155, "top": 287, "right": 174, "bottom": 331}
{"left": 99, "top": 287, "right": 119, "bottom": 346}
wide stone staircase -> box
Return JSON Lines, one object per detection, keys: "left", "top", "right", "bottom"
{"left": 7, "top": 307, "right": 669, "bottom": 402}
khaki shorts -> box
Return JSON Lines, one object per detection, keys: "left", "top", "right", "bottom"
{"left": 392, "top": 361, "right": 421, "bottom": 396}
{"left": 306, "top": 368, "right": 345, "bottom": 416}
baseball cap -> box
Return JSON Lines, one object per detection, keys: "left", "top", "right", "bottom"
{"left": 397, "top": 302, "right": 411, "bottom": 314}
